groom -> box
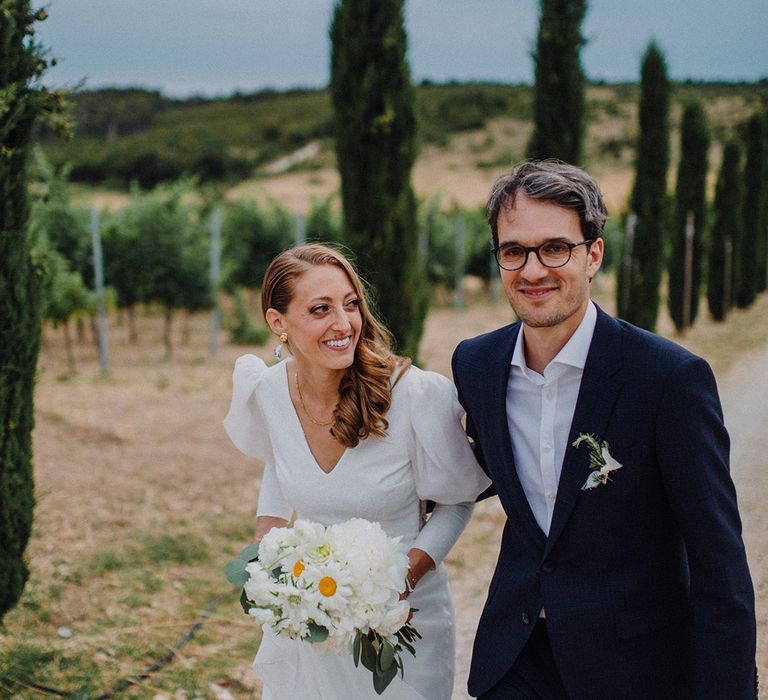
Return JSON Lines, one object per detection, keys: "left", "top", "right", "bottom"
{"left": 452, "top": 161, "right": 757, "bottom": 699}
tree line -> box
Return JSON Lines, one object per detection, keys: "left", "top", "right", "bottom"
{"left": 618, "top": 44, "right": 768, "bottom": 332}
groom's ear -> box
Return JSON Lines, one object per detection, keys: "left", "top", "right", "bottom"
{"left": 587, "top": 238, "right": 604, "bottom": 281}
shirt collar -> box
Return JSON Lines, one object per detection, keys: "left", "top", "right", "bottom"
{"left": 511, "top": 300, "right": 597, "bottom": 372}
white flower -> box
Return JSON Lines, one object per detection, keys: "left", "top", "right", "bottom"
{"left": 247, "top": 606, "right": 278, "bottom": 625}
{"left": 377, "top": 599, "right": 411, "bottom": 636}
{"left": 601, "top": 445, "right": 623, "bottom": 473}
{"left": 573, "top": 433, "right": 623, "bottom": 490}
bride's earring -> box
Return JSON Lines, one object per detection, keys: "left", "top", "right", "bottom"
{"left": 274, "top": 332, "right": 288, "bottom": 360}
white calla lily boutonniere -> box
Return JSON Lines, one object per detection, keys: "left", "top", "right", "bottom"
{"left": 572, "top": 433, "right": 623, "bottom": 490}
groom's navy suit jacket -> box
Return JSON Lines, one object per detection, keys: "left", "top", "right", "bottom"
{"left": 452, "top": 306, "right": 756, "bottom": 699}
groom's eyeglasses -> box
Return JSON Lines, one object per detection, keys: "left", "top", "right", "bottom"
{"left": 492, "top": 239, "right": 594, "bottom": 271}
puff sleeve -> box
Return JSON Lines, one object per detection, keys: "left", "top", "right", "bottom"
{"left": 223, "top": 354, "right": 273, "bottom": 463}
{"left": 405, "top": 368, "right": 491, "bottom": 565}
{"left": 406, "top": 367, "right": 491, "bottom": 504}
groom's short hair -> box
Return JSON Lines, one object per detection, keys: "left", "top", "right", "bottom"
{"left": 487, "top": 160, "right": 608, "bottom": 247}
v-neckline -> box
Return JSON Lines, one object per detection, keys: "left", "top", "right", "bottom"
{"left": 281, "top": 361, "right": 347, "bottom": 476}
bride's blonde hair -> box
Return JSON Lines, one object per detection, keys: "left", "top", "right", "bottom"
{"left": 261, "top": 243, "right": 410, "bottom": 448}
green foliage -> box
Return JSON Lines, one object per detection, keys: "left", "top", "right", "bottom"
{"left": 417, "top": 83, "right": 532, "bottom": 146}
{"left": 229, "top": 288, "right": 270, "bottom": 346}
{"left": 527, "top": 0, "right": 587, "bottom": 164}
{"left": 305, "top": 195, "right": 343, "bottom": 243}
{"left": 41, "top": 251, "right": 95, "bottom": 327}
{"left": 42, "top": 88, "right": 332, "bottom": 187}
{"left": 0, "top": 0, "right": 65, "bottom": 624}
{"left": 421, "top": 199, "right": 494, "bottom": 287}
{"left": 331, "top": 0, "right": 427, "bottom": 357}
{"left": 221, "top": 199, "right": 292, "bottom": 292}
{"left": 103, "top": 180, "right": 213, "bottom": 314}
{"left": 707, "top": 138, "right": 744, "bottom": 321}
{"left": 29, "top": 149, "right": 93, "bottom": 283}
{"left": 737, "top": 111, "right": 767, "bottom": 305}
{"left": 668, "top": 100, "right": 710, "bottom": 331}
{"left": 618, "top": 42, "right": 671, "bottom": 331}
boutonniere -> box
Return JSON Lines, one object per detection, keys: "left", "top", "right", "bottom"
{"left": 572, "top": 433, "right": 622, "bottom": 490}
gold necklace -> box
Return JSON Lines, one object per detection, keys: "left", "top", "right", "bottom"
{"left": 295, "top": 371, "right": 334, "bottom": 427}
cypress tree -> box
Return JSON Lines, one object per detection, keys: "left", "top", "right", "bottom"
{"left": 330, "top": 0, "right": 426, "bottom": 357}
{"left": 707, "top": 138, "right": 743, "bottom": 322}
{"left": 618, "top": 42, "right": 670, "bottom": 331}
{"left": 526, "top": 0, "right": 587, "bottom": 164}
{"left": 668, "top": 101, "right": 709, "bottom": 331}
{"left": 0, "top": 2, "right": 64, "bottom": 621}
{"left": 736, "top": 111, "right": 767, "bottom": 307}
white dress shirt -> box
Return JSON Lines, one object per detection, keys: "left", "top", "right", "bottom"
{"left": 506, "top": 301, "right": 597, "bottom": 535}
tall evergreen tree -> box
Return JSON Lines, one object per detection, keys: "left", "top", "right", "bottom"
{"left": 526, "top": 0, "right": 587, "bottom": 164}
{"left": 707, "top": 138, "right": 743, "bottom": 322}
{"left": 0, "top": 2, "right": 64, "bottom": 621}
{"left": 668, "top": 101, "right": 709, "bottom": 331}
{"left": 618, "top": 42, "right": 670, "bottom": 331}
{"left": 736, "top": 111, "right": 767, "bottom": 307}
{"left": 330, "top": 0, "right": 426, "bottom": 357}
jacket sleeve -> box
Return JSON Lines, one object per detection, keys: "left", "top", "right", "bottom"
{"left": 656, "top": 355, "right": 757, "bottom": 698}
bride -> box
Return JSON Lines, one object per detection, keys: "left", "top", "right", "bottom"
{"left": 224, "top": 243, "right": 490, "bottom": 699}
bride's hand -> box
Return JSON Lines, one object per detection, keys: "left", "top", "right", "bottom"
{"left": 402, "top": 547, "right": 436, "bottom": 598}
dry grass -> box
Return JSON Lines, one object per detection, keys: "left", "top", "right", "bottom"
{"left": 1, "top": 283, "right": 767, "bottom": 698}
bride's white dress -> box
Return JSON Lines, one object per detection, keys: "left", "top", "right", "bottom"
{"left": 224, "top": 355, "right": 490, "bottom": 700}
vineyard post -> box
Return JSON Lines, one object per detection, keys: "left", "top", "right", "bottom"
{"left": 453, "top": 214, "right": 466, "bottom": 311}
{"left": 209, "top": 206, "right": 222, "bottom": 358}
{"left": 90, "top": 207, "right": 110, "bottom": 376}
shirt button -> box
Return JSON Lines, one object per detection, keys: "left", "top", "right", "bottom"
{"left": 545, "top": 390, "right": 554, "bottom": 400}
{"left": 521, "top": 612, "right": 530, "bottom": 625}
{"left": 543, "top": 444, "right": 552, "bottom": 453}
{"left": 546, "top": 491, "right": 555, "bottom": 502}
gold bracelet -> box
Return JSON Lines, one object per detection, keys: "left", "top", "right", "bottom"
{"left": 405, "top": 569, "right": 417, "bottom": 593}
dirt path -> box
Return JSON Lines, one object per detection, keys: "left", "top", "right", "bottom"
{"left": 449, "top": 338, "right": 768, "bottom": 699}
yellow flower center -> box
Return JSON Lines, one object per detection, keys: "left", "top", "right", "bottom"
{"left": 292, "top": 560, "right": 305, "bottom": 577}
{"left": 319, "top": 576, "right": 337, "bottom": 597}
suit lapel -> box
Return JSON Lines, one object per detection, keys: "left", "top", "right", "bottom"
{"left": 544, "top": 308, "right": 623, "bottom": 556}
{"left": 486, "top": 324, "right": 548, "bottom": 551}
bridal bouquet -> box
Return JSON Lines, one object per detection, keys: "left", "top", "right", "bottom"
{"left": 226, "top": 518, "right": 420, "bottom": 694}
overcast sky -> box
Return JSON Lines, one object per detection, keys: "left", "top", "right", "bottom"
{"left": 34, "top": 0, "right": 768, "bottom": 98}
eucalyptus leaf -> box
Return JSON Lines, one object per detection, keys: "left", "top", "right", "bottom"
{"left": 398, "top": 636, "right": 415, "bottom": 656}
{"left": 305, "top": 621, "right": 329, "bottom": 644}
{"left": 239, "top": 588, "right": 252, "bottom": 614}
{"left": 225, "top": 558, "right": 249, "bottom": 586}
{"left": 237, "top": 542, "right": 260, "bottom": 561}
{"left": 360, "top": 634, "right": 377, "bottom": 673}
{"left": 353, "top": 631, "right": 361, "bottom": 667}
{"left": 378, "top": 640, "right": 395, "bottom": 672}
{"left": 372, "top": 661, "right": 398, "bottom": 695}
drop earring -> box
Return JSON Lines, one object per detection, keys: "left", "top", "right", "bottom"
{"left": 274, "top": 332, "right": 288, "bottom": 360}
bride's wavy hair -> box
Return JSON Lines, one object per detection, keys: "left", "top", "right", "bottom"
{"left": 261, "top": 243, "right": 410, "bottom": 448}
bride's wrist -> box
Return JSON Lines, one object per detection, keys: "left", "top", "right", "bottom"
{"left": 404, "top": 568, "right": 417, "bottom": 594}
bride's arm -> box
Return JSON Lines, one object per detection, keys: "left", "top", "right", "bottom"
{"left": 254, "top": 461, "right": 293, "bottom": 542}
{"left": 254, "top": 515, "right": 289, "bottom": 542}
{"left": 405, "top": 501, "right": 474, "bottom": 593}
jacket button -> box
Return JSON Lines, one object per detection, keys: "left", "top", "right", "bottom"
{"left": 542, "top": 561, "right": 554, "bottom": 574}
{"left": 521, "top": 613, "right": 530, "bottom": 625}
